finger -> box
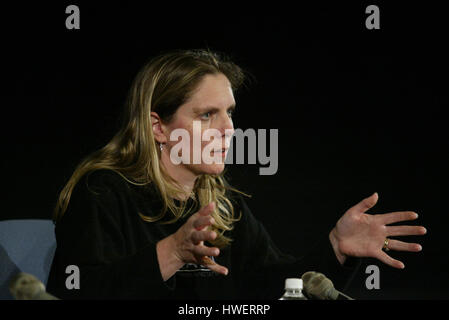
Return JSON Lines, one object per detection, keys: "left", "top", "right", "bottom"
{"left": 193, "top": 244, "right": 220, "bottom": 257}
{"left": 200, "top": 256, "right": 217, "bottom": 265}
{"left": 196, "top": 202, "right": 215, "bottom": 217}
{"left": 376, "top": 250, "right": 405, "bottom": 269}
{"left": 207, "top": 263, "right": 229, "bottom": 276}
{"left": 387, "top": 239, "right": 422, "bottom": 252}
{"left": 377, "top": 211, "right": 418, "bottom": 225}
{"left": 351, "top": 192, "right": 379, "bottom": 213}
{"left": 386, "top": 225, "right": 427, "bottom": 237}
{"left": 191, "top": 230, "right": 217, "bottom": 245}
{"left": 193, "top": 215, "right": 215, "bottom": 231}
{"left": 197, "top": 256, "right": 229, "bottom": 276}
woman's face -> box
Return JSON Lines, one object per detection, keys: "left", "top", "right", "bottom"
{"left": 162, "top": 73, "right": 235, "bottom": 177}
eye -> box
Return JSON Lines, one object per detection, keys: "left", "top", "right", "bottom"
{"left": 201, "top": 112, "right": 211, "bottom": 120}
{"left": 227, "top": 109, "right": 234, "bottom": 118}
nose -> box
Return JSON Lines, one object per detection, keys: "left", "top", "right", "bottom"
{"left": 220, "top": 112, "right": 234, "bottom": 139}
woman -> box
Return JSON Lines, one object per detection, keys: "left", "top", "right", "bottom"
{"left": 47, "top": 49, "right": 426, "bottom": 299}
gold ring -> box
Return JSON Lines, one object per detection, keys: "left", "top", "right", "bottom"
{"left": 383, "top": 238, "right": 390, "bottom": 251}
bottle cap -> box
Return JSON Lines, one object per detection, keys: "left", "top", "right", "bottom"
{"left": 285, "top": 278, "right": 303, "bottom": 290}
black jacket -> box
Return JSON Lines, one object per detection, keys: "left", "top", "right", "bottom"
{"left": 47, "top": 169, "right": 359, "bottom": 299}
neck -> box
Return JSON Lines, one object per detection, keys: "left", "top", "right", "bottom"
{"left": 160, "top": 150, "right": 197, "bottom": 201}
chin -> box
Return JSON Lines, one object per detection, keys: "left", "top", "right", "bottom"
{"left": 195, "top": 163, "right": 226, "bottom": 176}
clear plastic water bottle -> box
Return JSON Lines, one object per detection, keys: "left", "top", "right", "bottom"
{"left": 279, "top": 278, "right": 308, "bottom": 300}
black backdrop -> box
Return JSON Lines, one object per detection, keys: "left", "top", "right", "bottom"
{"left": 2, "top": 2, "right": 448, "bottom": 299}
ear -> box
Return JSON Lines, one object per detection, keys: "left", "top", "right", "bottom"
{"left": 150, "top": 112, "right": 168, "bottom": 144}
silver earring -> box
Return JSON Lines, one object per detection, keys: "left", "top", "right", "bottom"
{"left": 159, "top": 143, "right": 164, "bottom": 151}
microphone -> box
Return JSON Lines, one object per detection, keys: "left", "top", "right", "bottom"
{"left": 301, "top": 271, "right": 354, "bottom": 300}
{"left": 9, "top": 272, "right": 59, "bottom": 300}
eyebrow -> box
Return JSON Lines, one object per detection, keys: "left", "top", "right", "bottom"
{"left": 193, "top": 104, "right": 236, "bottom": 115}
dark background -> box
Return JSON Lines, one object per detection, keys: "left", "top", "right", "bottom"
{"left": 2, "top": 2, "right": 448, "bottom": 299}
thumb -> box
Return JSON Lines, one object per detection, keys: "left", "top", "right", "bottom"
{"left": 353, "top": 192, "right": 379, "bottom": 213}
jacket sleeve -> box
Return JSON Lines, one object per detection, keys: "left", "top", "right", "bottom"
{"left": 231, "top": 193, "right": 361, "bottom": 299}
{"left": 47, "top": 174, "right": 175, "bottom": 299}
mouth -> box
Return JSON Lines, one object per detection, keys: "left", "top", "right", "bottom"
{"left": 212, "top": 148, "right": 228, "bottom": 157}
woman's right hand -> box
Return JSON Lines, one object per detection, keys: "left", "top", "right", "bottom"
{"left": 156, "top": 202, "right": 228, "bottom": 281}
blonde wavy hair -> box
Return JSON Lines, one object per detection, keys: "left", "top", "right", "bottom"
{"left": 53, "top": 49, "right": 249, "bottom": 248}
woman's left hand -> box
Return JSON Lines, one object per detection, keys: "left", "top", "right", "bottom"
{"left": 329, "top": 192, "right": 427, "bottom": 269}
